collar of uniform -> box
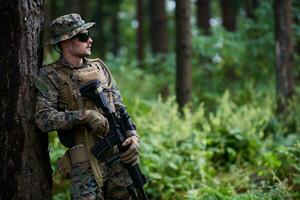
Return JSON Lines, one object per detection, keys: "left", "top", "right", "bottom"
{"left": 60, "top": 56, "right": 87, "bottom": 69}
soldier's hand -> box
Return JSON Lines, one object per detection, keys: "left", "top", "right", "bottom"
{"left": 120, "top": 135, "right": 140, "bottom": 166}
{"left": 82, "top": 110, "right": 109, "bottom": 136}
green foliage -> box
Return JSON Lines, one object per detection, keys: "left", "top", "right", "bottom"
{"left": 107, "top": 54, "right": 176, "bottom": 102}
{"left": 204, "top": 92, "right": 272, "bottom": 167}
{"left": 46, "top": 0, "right": 300, "bottom": 199}
{"left": 274, "top": 142, "right": 300, "bottom": 197}
{"left": 127, "top": 90, "right": 296, "bottom": 199}
{"left": 133, "top": 98, "right": 210, "bottom": 199}
{"left": 191, "top": 0, "right": 275, "bottom": 108}
{"left": 280, "top": 91, "right": 300, "bottom": 136}
{"left": 49, "top": 70, "right": 300, "bottom": 200}
{"left": 49, "top": 132, "right": 70, "bottom": 200}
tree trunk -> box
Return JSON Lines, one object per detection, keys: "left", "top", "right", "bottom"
{"left": 49, "top": 0, "right": 63, "bottom": 19}
{"left": 65, "top": 0, "right": 87, "bottom": 20}
{"left": 175, "top": 0, "right": 192, "bottom": 109}
{"left": 78, "top": 0, "right": 88, "bottom": 19}
{"left": 148, "top": 0, "right": 169, "bottom": 98}
{"left": 111, "top": 1, "right": 121, "bottom": 55}
{"left": 44, "top": 0, "right": 55, "bottom": 55}
{"left": 111, "top": 12, "right": 120, "bottom": 55}
{"left": 274, "top": 0, "right": 294, "bottom": 114}
{"left": 65, "top": 0, "right": 79, "bottom": 15}
{"left": 220, "top": 0, "right": 236, "bottom": 32}
{"left": 0, "top": 1, "right": 52, "bottom": 200}
{"left": 149, "top": 0, "right": 168, "bottom": 54}
{"left": 196, "top": 0, "right": 210, "bottom": 35}
{"left": 245, "top": 0, "right": 259, "bottom": 20}
{"left": 293, "top": 0, "right": 300, "bottom": 68}
{"left": 136, "top": 0, "right": 145, "bottom": 68}
{"left": 96, "top": 0, "right": 107, "bottom": 58}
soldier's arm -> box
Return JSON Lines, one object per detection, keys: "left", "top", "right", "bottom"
{"left": 97, "top": 59, "right": 139, "bottom": 137}
{"left": 111, "top": 79, "right": 124, "bottom": 104}
{"left": 34, "top": 70, "right": 86, "bottom": 133}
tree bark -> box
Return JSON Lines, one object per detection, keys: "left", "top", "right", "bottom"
{"left": 0, "top": 1, "right": 52, "bottom": 200}
{"left": 220, "top": 0, "right": 236, "bottom": 32}
{"left": 196, "top": 0, "right": 210, "bottom": 35}
{"left": 175, "top": 0, "right": 192, "bottom": 109}
{"left": 274, "top": 0, "right": 294, "bottom": 114}
{"left": 149, "top": 0, "right": 168, "bottom": 54}
{"left": 136, "top": 0, "right": 145, "bottom": 68}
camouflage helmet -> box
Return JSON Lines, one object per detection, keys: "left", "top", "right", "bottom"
{"left": 49, "top": 13, "right": 95, "bottom": 45}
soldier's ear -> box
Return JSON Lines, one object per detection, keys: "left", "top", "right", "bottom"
{"left": 60, "top": 40, "right": 70, "bottom": 50}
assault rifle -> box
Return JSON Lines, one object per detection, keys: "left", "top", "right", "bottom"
{"left": 80, "top": 80, "right": 148, "bottom": 200}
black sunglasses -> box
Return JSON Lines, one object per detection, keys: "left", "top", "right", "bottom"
{"left": 72, "top": 32, "right": 90, "bottom": 42}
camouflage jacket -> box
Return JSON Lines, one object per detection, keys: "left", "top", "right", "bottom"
{"left": 34, "top": 57, "right": 122, "bottom": 133}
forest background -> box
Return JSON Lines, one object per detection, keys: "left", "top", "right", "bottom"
{"left": 47, "top": 0, "right": 300, "bottom": 199}
{"left": 0, "top": 0, "right": 299, "bottom": 199}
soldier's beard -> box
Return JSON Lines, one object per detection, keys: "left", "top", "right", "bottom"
{"left": 77, "top": 49, "right": 91, "bottom": 58}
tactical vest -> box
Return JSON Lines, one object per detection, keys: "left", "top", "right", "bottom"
{"left": 51, "top": 58, "right": 117, "bottom": 187}
{"left": 49, "top": 58, "right": 116, "bottom": 147}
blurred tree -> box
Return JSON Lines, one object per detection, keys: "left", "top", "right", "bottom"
{"left": 274, "top": 0, "right": 294, "bottom": 114}
{"left": 109, "top": 0, "right": 122, "bottom": 55}
{"left": 78, "top": 0, "right": 88, "bottom": 19}
{"left": 95, "top": 0, "right": 108, "bottom": 58}
{"left": 175, "top": 0, "right": 192, "bottom": 109}
{"left": 149, "top": 0, "right": 169, "bottom": 54}
{"left": 136, "top": 0, "right": 145, "bottom": 68}
{"left": 293, "top": 0, "right": 300, "bottom": 58}
{"left": 149, "top": 0, "right": 169, "bottom": 98}
{"left": 0, "top": 1, "right": 52, "bottom": 199}
{"left": 44, "top": 0, "right": 54, "bottom": 34}
{"left": 44, "top": 0, "right": 54, "bottom": 54}
{"left": 64, "top": 0, "right": 87, "bottom": 19}
{"left": 91, "top": 0, "right": 122, "bottom": 56}
{"left": 245, "top": 0, "right": 259, "bottom": 20}
{"left": 44, "top": 0, "right": 65, "bottom": 22}
{"left": 196, "top": 0, "right": 211, "bottom": 35}
{"left": 220, "top": 0, "right": 236, "bottom": 31}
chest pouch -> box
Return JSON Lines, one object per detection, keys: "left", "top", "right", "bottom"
{"left": 73, "top": 66, "right": 109, "bottom": 88}
{"left": 73, "top": 65, "right": 116, "bottom": 112}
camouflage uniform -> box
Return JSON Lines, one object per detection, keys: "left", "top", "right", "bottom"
{"left": 35, "top": 14, "right": 133, "bottom": 200}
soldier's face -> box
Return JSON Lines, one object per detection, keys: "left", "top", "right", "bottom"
{"left": 68, "top": 30, "right": 93, "bottom": 57}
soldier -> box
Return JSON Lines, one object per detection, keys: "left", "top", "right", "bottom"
{"left": 34, "top": 14, "right": 140, "bottom": 199}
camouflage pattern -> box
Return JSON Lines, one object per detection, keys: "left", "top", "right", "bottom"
{"left": 34, "top": 68, "right": 86, "bottom": 132}
{"left": 101, "top": 159, "right": 133, "bottom": 200}
{"left": 34, "top": 57, "right": 122, "bottom": 133}
{"left": 71, "top": 162, "right": 104, "bottom": 200}
{"left": 71, "top": 160, "right": 133, "bottom": 200}
{"left": 34, "top": 57, "right": 131, "bottom": 199}
{"left": 49, "top": 13, "right": 95, "bottom": 45}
